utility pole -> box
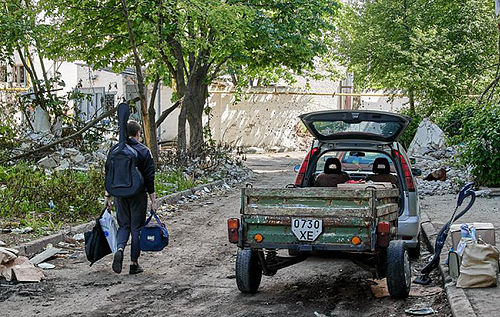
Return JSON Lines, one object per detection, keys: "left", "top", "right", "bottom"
{"left": 496, "top": 0, "right": 499, "bottom": 17}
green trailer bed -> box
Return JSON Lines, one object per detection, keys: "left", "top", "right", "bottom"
{"left": 239, "top": 187, "right": 399, "bottom": 252}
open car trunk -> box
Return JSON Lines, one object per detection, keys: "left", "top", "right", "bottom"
{"left": 299, "top": 110, "right": 411, "bottom": 143}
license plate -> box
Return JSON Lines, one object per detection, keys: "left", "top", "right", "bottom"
{"left": 291, "top": 218, "right": 323, "bottom": 242}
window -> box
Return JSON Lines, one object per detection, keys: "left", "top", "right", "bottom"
{"left": 12, "top": 65, "right": 26, "bottom": 85}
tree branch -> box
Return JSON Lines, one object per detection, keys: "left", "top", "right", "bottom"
{"left": 155, "top": 98, "right": 183, "bottom": 128}
{"left": 3, "top": 102, "right": 127, "bottom": 163}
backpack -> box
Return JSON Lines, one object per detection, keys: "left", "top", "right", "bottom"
{"left": 104, "top": 103, "right": 144, "bottom": 198}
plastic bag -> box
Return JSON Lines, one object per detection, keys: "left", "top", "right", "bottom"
{"left": 99, "top": 209, "right": 118, "bottom": 253}
{"left": 456, "top": 238, "right": 499, "bottom": 288}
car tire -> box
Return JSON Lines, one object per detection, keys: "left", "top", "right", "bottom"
{"left": 386, "top": 240, "right": 411, "bottom": 299}
{"left": 409, "top": 234, "right": 421, "bottom": 259}
{"left": 236, "top": 248, "right": 262, "bottom": 293}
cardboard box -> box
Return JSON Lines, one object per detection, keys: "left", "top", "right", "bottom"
{"left": 450, "top": 222, "right": 495, "bottom": 250}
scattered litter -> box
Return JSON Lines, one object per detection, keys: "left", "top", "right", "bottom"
{"left": 37, "top": 263, "right": 56, "bottom": 269}
{"left": 404, "top": 307, "right": 435, "bottom": 316}
{"left": 12, "top": 227, "right": 33, "bottom": 234}
{"left": 30, "top": 247, "right": 61, "bottom": 265}
{"left": 223, "top": 183, "right": 231, "bottom": 190}
{"left": 0, "top": 240, "right": 6, "bottom": 247}
{"left": 73, "top": 233, "right": 85, "bottom": 241}
{"left": 1, "top": 228, "right": 12, "bottom": 233}
{"left": 313, "top": 312, "right": 328, "bottom": 317}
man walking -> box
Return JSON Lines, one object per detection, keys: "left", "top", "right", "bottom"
{"left": 105, "top": 120, "right": 156, "bottom": 274}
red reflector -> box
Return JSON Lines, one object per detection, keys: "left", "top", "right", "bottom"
{"left": 402, "top": 236, "right": 413, "bottom": 240}
{"left": 227, "top": 218, "right": 239, "bottom": 243}
{"left": 377, "top": 221, "right": 390, "bottom": 233}
{"left": 294, "top": 147, "right": 319, "bottom": 186}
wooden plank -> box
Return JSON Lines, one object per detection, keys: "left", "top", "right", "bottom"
{"left": 29, "top": 247, "right": 61, "bottom": 265}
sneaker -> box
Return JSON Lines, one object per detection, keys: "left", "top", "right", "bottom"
{"left": 129, "top": 264, "right": 144, "bottom": 275}
{"left": 112, "top": 249, "right": 123, "bottom": 274}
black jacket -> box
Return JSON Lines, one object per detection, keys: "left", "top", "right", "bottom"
{"left": 127, "top": 137, "right": 155, "bottom": 194}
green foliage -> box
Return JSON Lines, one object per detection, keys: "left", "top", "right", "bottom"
{"left": 333, "top": 0, "right": 497, "bottom": 113}
{"left": 434, "top": 100, "right": 475, "bottom": 141}
{"left": 155, "top": 169, "right": 199, "bottom": 196}
{"left": 397, "top": 108, "right": 422, "bottom": 150}
{"left": 459, "top": 103, "right": 500, "bottom": 187}
{"left": 0, "top": 164, "right": 104, "bottom": 229}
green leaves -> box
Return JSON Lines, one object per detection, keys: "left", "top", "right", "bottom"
{"left": 333, "top": 0, "right": 497, "bottom": 112}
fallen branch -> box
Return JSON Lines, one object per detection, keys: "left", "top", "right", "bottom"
{"left": 4, "top": 103, "right": 123, "bottom": 163}
{"left": 155, "top": 98, "right": 183, "bottom": 128}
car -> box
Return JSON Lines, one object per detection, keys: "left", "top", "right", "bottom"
{"left": 294, "top": 109, "right": 421, "bottom": 257}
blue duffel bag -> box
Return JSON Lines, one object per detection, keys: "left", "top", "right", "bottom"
{"left": 140, "top": 210, "right": 169, "bottom": 251}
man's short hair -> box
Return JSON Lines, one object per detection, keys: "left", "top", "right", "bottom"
{"left": 127, "top": 120, "right": 141, "bottom": 137}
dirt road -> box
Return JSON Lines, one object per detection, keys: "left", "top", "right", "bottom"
{"left": 1, "top": 153, "right": 450, "bottom": 317}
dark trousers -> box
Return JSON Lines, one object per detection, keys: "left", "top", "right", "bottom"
{"left": 114, "top": 191, "right": 147, "bottom": 262}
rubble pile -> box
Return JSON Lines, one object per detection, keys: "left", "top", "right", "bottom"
{"left": 0, "top": 246, "right": 44, "bottom": 283}
{"left": 408, "top": 119, "right": 471, "bottom": 196}
{"left": 36, "top": 144, "right": 110, "bottom": 172}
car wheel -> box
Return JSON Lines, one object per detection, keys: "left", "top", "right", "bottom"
{"left": 409, "top": 234, "right": 421, "bottom": 259}
{"left": 386, "top": 240, "right": 411, "bottom": 299}
{"left": 236, "top": 248, "right": 262, "bottom": 293}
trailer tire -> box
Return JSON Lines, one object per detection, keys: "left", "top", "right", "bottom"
{"left": 236, "top": 248, "right": 262, "bottom": 293}
{"left": 386, "top": 240, "right": 411, "bottom": 299}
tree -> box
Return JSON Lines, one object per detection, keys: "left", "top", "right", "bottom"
{"left": 41, "top": 0, "right": 338, "bottom": 159}
{"left": 333, "top": 0, "right": 497, "bottom": 114}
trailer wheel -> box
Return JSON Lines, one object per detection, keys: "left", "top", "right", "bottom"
{"left": 386, "top": 240, "right": 411, "bottom": 298}
{"left": 236, "top": 248, "right": 262, "bottom": 293}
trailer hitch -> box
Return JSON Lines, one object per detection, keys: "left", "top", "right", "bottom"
{"left": 257, "top": 250, "right": 308, "bottom": 276}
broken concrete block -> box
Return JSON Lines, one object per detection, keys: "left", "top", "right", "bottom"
{"left": 408, "top": 118, "right": 445, "bottom": 157}
{"left": 33, "top": 106, "right": 51, "bottom": 133}
{"left": 70, "top": 153, "right": 86, "bottom": 165}
{"left": 29, "top": 247, "right": 61, "bottom": 265}
{"left": 37, "top": 156, "right": 58, "bottom": 169}
{"left": 0, "top": 256, "right": 44, "bottom": 282}
{"left": 64, "top": 148, "right": 81, "bottom": 156}
{"left": 55, "top": 158, "right": 71, "bottom": 172}
{"left": 0, "top": 248, "right": 17, "bottom": 264}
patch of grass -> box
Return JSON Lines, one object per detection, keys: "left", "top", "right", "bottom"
{"left": 0, "top": 164, "right": 104, "bottom": 230}
{"left": 155, "top": 168, "right": 209, "bottom": 196}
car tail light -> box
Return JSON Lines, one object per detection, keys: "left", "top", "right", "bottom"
{"left": 227, "top": 218, "right": 239, "bottom": 243}
{"left": 392, "top": 149, "right": 415, "bottom": 192}
{"left": 377, "top": 221, "right": 390, "bottom": 247}
{"left": 294, "top": 147, "right": 319, "bottom": 186}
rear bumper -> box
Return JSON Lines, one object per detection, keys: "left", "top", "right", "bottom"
{"left": 243, "top": 242, "right": 373, "bottom": 252}
{"left": 397, "top": 215, "right": 420, "bottom": 246}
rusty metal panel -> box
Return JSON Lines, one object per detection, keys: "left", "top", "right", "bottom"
{"left": 242, "top": 215, "right": 372, "bottom": 248}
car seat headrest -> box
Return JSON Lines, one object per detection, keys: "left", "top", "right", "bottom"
{"left": 373, "top": 157, "right": 390, "bottom": 174}
{"left": 324, "top": 157, "right": 342, "bottom": 174}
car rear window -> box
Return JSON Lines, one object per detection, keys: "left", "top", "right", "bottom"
{"left": 312, "top": 121, "right": 403, "bottom": 139}
{"left": 316, "top": 151, "right": 395, "bottom": 173}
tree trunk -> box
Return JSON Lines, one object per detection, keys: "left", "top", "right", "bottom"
{"left": 185, "top": 77, "right": 208, "bottom": 154}
{"left": 120, "top": 0, "right": 159, "bottom": 164}
{"left": 409, "top": 89, "right": 415, "bottom": 113}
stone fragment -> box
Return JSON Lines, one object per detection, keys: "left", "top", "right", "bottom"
{"left": 37, "top": 156, "right": 58, "bottom": 169}
{"left": 71, "top": 153, "right": 86, "bottom": 165}
{"left": 408, "top": 118, "right": 446, "bottom": 157}
{"left": 33, "top": 106, "right": 51, "bottom": 133}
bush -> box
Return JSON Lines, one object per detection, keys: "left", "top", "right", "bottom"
{"left": 397, "top": 108, "right": 423, "bottom": 150}
{"left": 434, "top": 101, "right": 475, "bottom": 142}
{"left": 0, "top": 164, "right": 104, "bottom": 228}
{"left": 460, "top": 102, "right": 500, "bottom": 187}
